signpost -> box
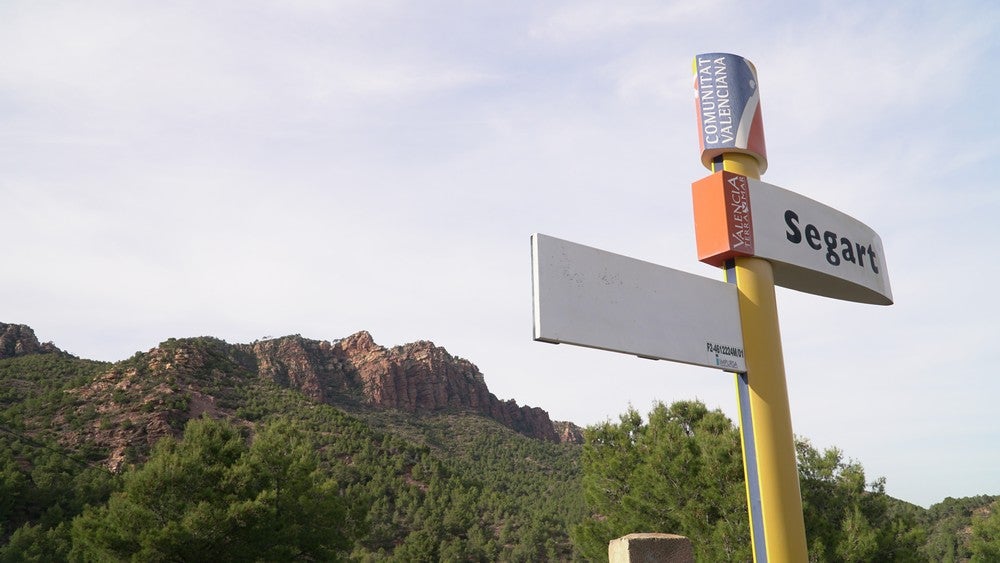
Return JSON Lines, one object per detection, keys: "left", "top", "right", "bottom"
{"left": 531, "top": 52, "right": 893, "bottom": 562}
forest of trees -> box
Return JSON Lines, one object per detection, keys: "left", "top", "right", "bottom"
{"left": 572, "top": 401, "right": 932, "bottom": 561}
{"left": 2, "top": 350, "right": 999, "bottom": 561}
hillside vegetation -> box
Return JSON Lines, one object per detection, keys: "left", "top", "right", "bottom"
{"left": 0, "top": 341, "right": 584, "bottom": 561}
{"left": 0, "top": 327, "right": 997, "bottom": 561}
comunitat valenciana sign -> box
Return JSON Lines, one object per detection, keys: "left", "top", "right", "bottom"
{"left": 694, "top": 52, "right": 768, "bottom": 172}
{"left": 692, "top": 171, "right": 892, "bottom": 305}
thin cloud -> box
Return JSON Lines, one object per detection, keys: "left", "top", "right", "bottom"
{"left": 529, "top": 0, "right": 733, "bottom": 42}
{"left": 762, "top": 4, "right": 995, "bottom": 135}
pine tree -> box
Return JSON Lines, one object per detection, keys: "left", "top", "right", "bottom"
{"left": 69, "top": 417, "right": 351, "bottom": 561}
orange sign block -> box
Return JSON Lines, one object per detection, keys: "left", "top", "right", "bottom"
{"left": 692, "top": 171, "right": 755, "bottom": 267}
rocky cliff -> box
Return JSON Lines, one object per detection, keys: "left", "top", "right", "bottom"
{"left": 0, "top": 323, "right": 61, "bottom": 359}
{"left": 3, "top": 322, "right": 574, "bottom": 444}
{"left": 553, "top": 420, "right": 585, "bottom": 444}
{"left": 250, "top": 331, "right": 562, "bottom": 442}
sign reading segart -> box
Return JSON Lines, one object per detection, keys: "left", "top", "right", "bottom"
{"left": 531, "top": 233, "right": 746, "bottom": 371}
{"left": 692, "top": 171, "right": 892, "bottom": 305}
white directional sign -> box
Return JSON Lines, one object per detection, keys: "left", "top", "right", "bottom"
{"left": 531, "top": 233, "right": 746, "bottom": 371}
{"left": 692, "top": 171, "right": 893, "bottom": 305}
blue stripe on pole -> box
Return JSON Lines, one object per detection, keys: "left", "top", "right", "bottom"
{"left": 738, "top": 372, "right": 767, "bottom": 562}
{"left": 727, "top": 260, "right": 767, "bottom": 562}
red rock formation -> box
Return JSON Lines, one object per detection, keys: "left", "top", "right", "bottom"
{"left": 4, "top": 322, "right": 570, "bottom": 444}
{"left": 252, "top": 336, "right": 350, "bottom": 404}
{"left": 554, "top": 421, "right": 585, "bottom": 444}
{"left": 251, "top": 331, "right": 561, "bottom": 442}
{"left": 0, "top": 323, "right": 61, "bottom": 359}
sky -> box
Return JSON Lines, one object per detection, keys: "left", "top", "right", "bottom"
{"left": 2, "top": 0, "right": 998, "bottom": 509}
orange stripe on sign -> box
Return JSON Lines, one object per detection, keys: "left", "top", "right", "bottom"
{"left": 692, "top": 171, "right": 756, "bottom": 267}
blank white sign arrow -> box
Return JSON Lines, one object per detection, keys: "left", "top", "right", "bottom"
{"left": 532, "top": 233, "right": 746, "bottom": 371}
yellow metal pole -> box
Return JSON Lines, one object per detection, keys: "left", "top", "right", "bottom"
{"left": 719, "top": 152, "right": 808, "bottom": 561}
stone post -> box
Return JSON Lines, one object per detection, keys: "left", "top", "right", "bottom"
{"left": 608, "top": 533, "right": 694, "bottom": 563}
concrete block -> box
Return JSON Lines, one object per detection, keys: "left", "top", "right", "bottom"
{"left": 608, "top": 533, "right": 694, "bottom": 563}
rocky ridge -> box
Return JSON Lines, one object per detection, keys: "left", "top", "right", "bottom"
{"left": 249, "top": 331, "right": 564, "bottom": 442}
{"left": 0, "top": 323, "right": 62, "bottom": 359}
{"left": 4, "top": 324, "right": 582, "bottom": 466}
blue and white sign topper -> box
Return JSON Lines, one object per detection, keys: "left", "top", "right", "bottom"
{"left": 694, "top": 53, "right": 768, "bottom": 172}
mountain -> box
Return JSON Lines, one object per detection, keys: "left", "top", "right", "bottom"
{"left": 0, "top": 322, "right": 585, "bottom": 560}
{"left": 0, "top": 323, "right": 579, "bottom": 473}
